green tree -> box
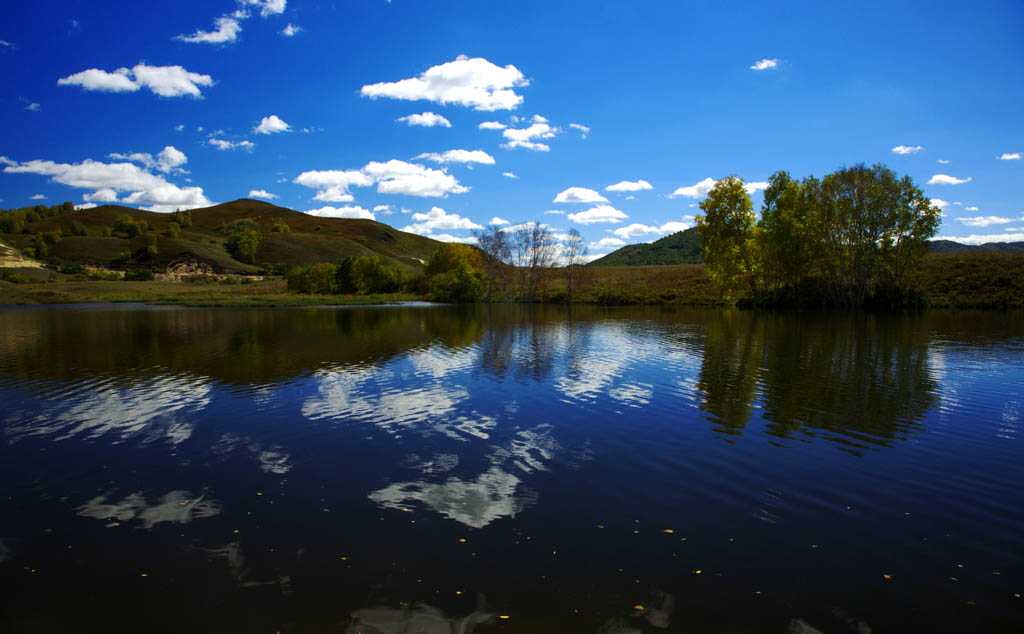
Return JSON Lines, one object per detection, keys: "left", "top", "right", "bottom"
{"left": 114, "top": 214, "right": 142, "bottom": 237}
{"left": 69, "top": 220, "right": 89, "bottom": 236}
{"left": 334, "top": 256, "right": 359, "bottom": 294}
{"left": 758, "top": 171, "right": 814, "bottom": 301}
{"left": 226, "top": 228, "right": 261, "bottom": 264}
{"left": 695, "top": 176, "right": 758, "bottom": 300}
{"left": 271, "top": 220, "right": 290, "bottom": 233}
{"left": 166, "top": 222, "right": 181, "bottom": 239}
{"left": 352, "top": 256, "right": 405, "bottom": 293}
{"left": 287, "top": 263, "right": 336, "bottom": 294}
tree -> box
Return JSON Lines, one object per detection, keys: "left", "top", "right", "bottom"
{"left": 563, "top": 228, "right": 588, "bottom": 303}
{"left": 226, "top": 229, "right": 260, "bottom": 264}
{"left": 425, "top": 243, "right": 485, "bottom": 302}
{"left": 695, "top": 176, "right": 758, "bottom": 300}
{"left": 114, "top": 214, "right": 142, "bottom": 237}
{"left": 758, "top": 171, "right": 813, "bottom": 302}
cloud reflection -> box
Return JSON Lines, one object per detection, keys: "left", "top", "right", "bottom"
{"left": 77, "top": 490, "right": 221, "bottom": 529}
{"left": 346, "top": 602, "right": 493, "bottom": 634}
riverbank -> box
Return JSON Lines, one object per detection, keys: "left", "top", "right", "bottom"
{"left": 2, "top": 252, "right": 1021, "bottom": 309}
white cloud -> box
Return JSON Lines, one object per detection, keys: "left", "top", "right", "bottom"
{"left": 892, "top": 145, "right": 925, "bottom": 155}
{"left": 254, "top": 114, "right": 291, "bottom": 134}
{"left": 606, "top": 180, "right": 652, "bottom": 192}
{"left": 553, "top": 187, "right": 608, "bottom": 204}
{"left": 30, "top": 194, "right": 46, "bottom": 200}
{"left": 208, "top": 138, "right": 254, "bottom": 151}
{"left": 544, "top": 209, "right": 564, "bottom": 215}
{"left": 998, "top": 152, "right": 1022, "bottom": 161}
{"left": 364, "top": 160, "right": 470, "bottom": 197}
{"left": 401, "top": 206, "right": 482, "bottom": 235}
{"left": 0, "top": 40, "right": 13, "bottom": 48}
{"left": 58, "top": 63, "right": 214, "bottom": 98}
{"left": 567, "top": 204, "right": 627, "bottom": 225}
{"left": 930, "top": 198, "right": 949, "bottom": 210}
{"left": 109, "top": 146, "right": 187, "bottom": 174}
{"left": 373, "top": 204, "right": 390, "bottom": 212}
{"left": 75, "top": 202, "right": 98, "bottom": 210}
{"left": 25, "top": 102, "right": 40, "bottom": 112}
{"left": 175, "top": 16, "right": 241, "bottom": 44}
{"left": 4, "top": 154, "right": 211, "bottom": 212}
{"left": 489, "top": 217, "right": 509, "bottom": 225}
{"left": 413, "top": 149, "right": 495, "bottom": 165}
{"left": 625, "top": 195, "right": 635, "bottom": 200}
{"left": 0, "top": 156, "right": 17, "bottom": 166}
{"left": 174, "top": 124, "right": 184, "bottom": 132}
{"left": 744, "top": 181, "right": 769, "bottom": 194}
{"left": 429, "top": 233, "right": 479, "bottom": 244}
{"left": 396, "top": 112, "right": 451, "bottom": 128}
{"left": 964, "top": 206, "right": 979, "bottom": 211}
{"left": 938, "top": 159, "right": 950, "bottom": 164}
{"left": 750, "top": 58, "right": 778, "bottom": 70}
{"left": 589, "top": 237, "right": 625, "bottom": 250}
{"left": 293, "top": 169, "right": 371, "bottom": 202}
{"left": 281, "top": 24, "right": 301, "bottom": 36}
{"left": 958, "top": 216, "right": 1014, "bottom": 227}
{"left": 928, "top": 174, "right": 972, "bottom": 185}
{"left": 361, "top": 55, "right": 527, "bottom": 111}
{"left": 669, "top": 177, "right": 717, "bottom": 198}
{"left": 304, "top": 205, "right": 375, "bottom": 220}
{"left": 502, "top": 172, "right": 518, "bottom": 179}
{"left": 248, "top": 189, "right": 277, "bottom": 200}
{"left": 569, "top": 123, "right": 590, "bottom": 139}
{"left": 501, "top": 122, "right": 558, "bottom": 151}
{"left": 936, "top": 232, "right": 1024, "bottom": 245}
{"left": 241, "top": 0, "right": 287, "bottom": 17}
{"left": 612, "top": 219, "right": 694, "bottom": 238}
{"left": 478, "top": 121, "right": 506, "bottom": 130}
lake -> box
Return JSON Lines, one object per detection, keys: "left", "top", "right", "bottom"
{"left": 0, "top": 304, "right": 1021, "bottom": 633}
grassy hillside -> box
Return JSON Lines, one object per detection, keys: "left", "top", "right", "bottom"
{"left": 0, "top": 199, "right": 441, "bottom": 274}
{"left": 590, "top": 228, "right": 702, "bottom": 266}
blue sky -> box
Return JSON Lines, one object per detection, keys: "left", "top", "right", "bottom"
{"left": 2, "top": 0, "right": 1022, "bottom": 255}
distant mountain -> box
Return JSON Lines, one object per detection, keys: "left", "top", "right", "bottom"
{"left": 928, "top": 239, "right": 1024, "bottom": 254}
{"left": 589, "top": 228, "right": 702, "bottom": 266}
{"left": 1, "top": 198, "right": 441, "bottom": 273}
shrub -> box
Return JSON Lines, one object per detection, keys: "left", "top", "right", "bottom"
{"left": 1, "top": 271, "right": 30, "bottom": 284}
{"left": 287, "top": 263, "right": 337, "bottom": 294}
{"left": 226, "top": 228, "right": 261, "bottom": 264}
{"left": 143, "top": 235, "right": 158, "bottom": 259}
{"left": 124, "top": 268, "right": 154, "bottom": 281}
{"left": 430, "top": 260, "right": 483, "bottom": 303}
{"left": 271, "top": 221, "right": 290, "bottom": 233}
{"left": 70, "top": 220, "right": 88, "bottom": 236}
{"left": 166, "top": 222, "right": 181, "bottom": 238}
{"left": 352, "top": 256, "right": 405, "bottom": 293}
{"left": 114, "top": 214, "right": 142, "bottom": 237}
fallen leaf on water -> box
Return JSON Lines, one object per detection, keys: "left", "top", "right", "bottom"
{"left": 458, "top": 538, "right": 467, "bottom": 543}
{"left": 694, "top": 570, "right": 702, "bottom": 575}
{"left": 663, "top": 529, "right": 674, "bottom": 534}
{"left": 633, "top": 605, "right": 644, "bottom": 611}
{"left": 883, "top": 574, "right": 892, "bottom": 580}
{"left": 499, "top": 615, "right": 510, "bottom": 620}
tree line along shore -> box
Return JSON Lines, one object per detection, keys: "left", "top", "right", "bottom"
{"left": 1, "top": 167, "right": 1022, "bottom": 309}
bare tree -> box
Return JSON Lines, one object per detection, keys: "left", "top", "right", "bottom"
{"left": 472, "top": 226, "right": 511, "bottom": 302}
{"left": 563, "top": 228, "right": 588, "bottom": 303}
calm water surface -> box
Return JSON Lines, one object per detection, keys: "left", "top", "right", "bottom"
{"left": 0, "top": 304, "right": 1021, "bottom": 633}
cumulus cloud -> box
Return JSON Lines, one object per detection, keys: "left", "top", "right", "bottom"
{"left": 397, "top": 112, "right": 451, "bottom": 128}
{"left": 4, "top": 155, "right": 211, "bottom": 212}
{"left": 553, "top": 187, "right": 607, "bottom": 204}
{"left": 254, "top": 114, "right": 291, "bottom": 134}
{"left": 606, "top": 179, "right": 652, "bottom": 192}
{"left": 109, "top": 146, "right": 187, "bottom": 174}
{"left": 501, "top": 122, "right": 558, "bottom": 151}
{"left": 30, "top": 194, "right": 46, "bottom": 200}
{"left": 744, "top": 181, "right": 769, "bottom": 194}
{"left": 928, "top": 174, "right": 972, "bottom": 185}
{"left": 938, "top": 159, "right": 950, "bottom": 164}
{"left": 612, "top": 218, "right": 694, "bottom": 239}
{"left": 413, "top": 149, "right": 495, "bottom": 165}
{"left": 958, "top": 216, "right": 1014, "bottom": 227}
{"left": 589, "top": 237, "right": 625, "bottom": 250}
{"left": 75, "top": 202, "right": 98, "bottom": 210}
{"left": 750, "top": 58, "right": 778, "bottom": 70}
{"left": 930, "top": 198, "right": 950, "bottom": 210}
{"left": 241, "top": 0, "right": 287, "bottom": 17}
{"left": 361, "top": 55, "right": 527, "bottom": 111}
{"left": 669, "top": 177, "right": 717, "bottom": 198}
{"left": 429, "top": 233, "right": 479, "bottom": 244}
{"left": 892, "top": 145, "right": 924, "bottom": 155}
{"left": 295, "top": 160, "right": 468, "bottom": 199}
{"left": 401, "top": 206, "right": 482, "bottom": 235}
{"left": 544, "top": 209, "right": 564, "bottom": 215}
{"left": 567, "top": 204, "right": 627, "bottom": 225}
{"left": 208, "top": 138, "right": 254, "bottom": 151}
{"left": 175, "top": 16, "right": 241, "bottom": 44}
{"left": 489, "top": 217, "right": 509, "bottom": 225}
{"left": 281, "top": 24, "right": 301, "bottom": 36}
{"left": 478, "top": 121, "right": 506, "bottom": 130}
{"left": 305, "top": 205, "right": 374, "bottom": 220}
{"left": 25, "top": 102, "right": 40, "bottom": 111}
{"left": 58, "top": 63, "right": 214, "bottom": 98}
{"left": 502, "top": 172, "right": 518, "bottom": 179}
{"left": 248, "top": 189, "right": 277, "bottom": 200}
{"left": 569, "top": 123, "right": 590, "bottom": 139}
{"left": 964, "top": 206, "right": 979, "bottom": 211}
{"left": 0, "top": 156, "right": 17, "bottom": 166}
{"left": 998, "top": 152, "right": 1021, "bottom": 160}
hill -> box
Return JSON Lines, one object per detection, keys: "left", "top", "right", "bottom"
{"left": 928, "top": 239, "right": 1024, "bottom": 254}
{"left": 590, "top": 228, "right": 702, "bottom": 266}
{"left": 0, "top": 199, "right": 441, "bottom": 274}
